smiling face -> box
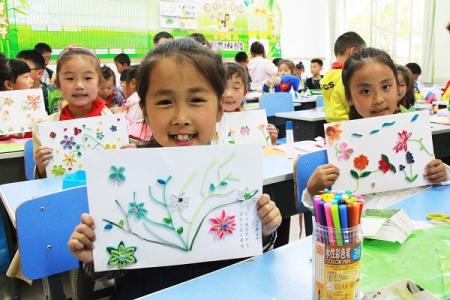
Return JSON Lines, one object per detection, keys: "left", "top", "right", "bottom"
{"left": 99, "top": 76, "right": 115, "bottom": 99}
{"left": 11, "top": 73, "right": 33, "bottom": 90}
{"left": 348, "top": 61, "right": 399, "bottom": 118}
{"left": 145, "top": 57, "right": 223, "bottom": 147}
{"left": 221, "top": 73, "right": 246, "bottom": 112}
{"left": 57, "top": 55, "right": 100, "bottom": 111}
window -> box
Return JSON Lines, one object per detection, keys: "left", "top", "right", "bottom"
{"left": 344, "top": 0, "right": 425, "bottom": 65}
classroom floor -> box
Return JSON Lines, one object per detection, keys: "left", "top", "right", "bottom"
{"left": 0, "top": 216, "right": 303, "bottom": 299}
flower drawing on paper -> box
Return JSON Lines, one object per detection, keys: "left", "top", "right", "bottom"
{"left": 110, "top": 125, "right": 117, "bottom": 132}
{"left": 73, "top": 127, "right": 82, "bottom": 136}
{"left": 325, "top": 123, "right": 342, "bottom": 145}
{"left": 3, "top": 98, "right": 13, "bottom": 106}
{"left": 169, "top": 192, "right": 190, "bottom": 211}
{"left": 335, "top": 142, "right": 354, "bottom": 161}
{"left": 128, "top": 200, "right": 148, "bottom": 220}
{"left": 237, "top": 188, "right": 259, "bottom": 201}
{"left": 106, "top": 241, "right": 137, "bottom": 270}
{"left": 400, "top": 151, "right": 418, "bottom": 182}
{"left": 393, "top": 130, "right": 412, "bottom": 153}
{"left": 96, "top": 131, "right": 105, "bottom": 140}
{"left": 377, "top": 154, "right": 396, "bottom": 174}
{"left": 350, "top": 154, "right": 374, "bottom": 192}
{"left": 2, "top": 110, "right": 9, "bottom": 121}
{"left": 105, "top": 144, "right": 117, "bottom": 150}
{"left": 353, "top": 154, "right": 369, "bottom": 171}
{"left": 108, "top": 166, "right": 126, "bottom": 185}
{"left": 209, "top": 210, "right": 236, "bottom": 239}
{"left": 63, "top": 153, "right": 77, "bottom": 167}
{"left": 51, "top": 165, "right": 67, "bottom": 177}
{"left": 60, "top": 135, "right": 76, "bottom": 150}
{"left": 26, "top": 95, "right": 42, "bottom": 111}
{"left": 240, "top": 126, "right": 250, "bottom": 136}
{"left": 49, "top": 132, "right": 56, "bottom": 139}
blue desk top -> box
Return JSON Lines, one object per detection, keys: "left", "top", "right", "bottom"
{"left": 140, "top": 185, "right": 449, "bottom": 299}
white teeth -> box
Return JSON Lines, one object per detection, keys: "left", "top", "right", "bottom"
{"left": 174, "top": 135, "right": 193, "bottom": 141}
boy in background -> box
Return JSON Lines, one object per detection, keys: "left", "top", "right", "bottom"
{"left": 405, "top": 62, "right": 423, "bottom": 100}
{"left": 321, "top": 31, "right": 366, "bottom": 122}
{"left": 113, "top": 53, "right": 131, "bottom": 74}
{"left": 33, "top": 42, "right": 53, "bottom": 85}
{"left": 153, "top": 31, "right": 173, "bottom": 47}
{"left": 235, "top": 51, "right": 251, "bottom": 87}
{"left": 305, "top": 58, "right": 323, "bottom": 90}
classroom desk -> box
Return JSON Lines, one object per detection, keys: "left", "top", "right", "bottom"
{"left": 274, "top": 109, "right": 326, "bottom": 141}
{"left": 139, "top": 185, "right": 450, "bottom": 300}
{"left": 0, "top": 142, "right": 26, "bottom": 185}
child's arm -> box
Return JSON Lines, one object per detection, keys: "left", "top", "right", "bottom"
{"left": 424, "top": 159, "right": 449, "bottom": 184}
{"left": 266, "top": 124, "right": 278, "bottom": 145}
{"left": 256, "top": 194, "right": 282, "bottom": 239}
{"left": 32, "top": 125, "right": 53, "bottom": 178}
{"left": 306, "top": 164, "right": 340, "bottom": 197}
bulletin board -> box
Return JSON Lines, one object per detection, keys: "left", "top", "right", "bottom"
{"left": 0, "top": 0, "right": 281, "bottom": 59}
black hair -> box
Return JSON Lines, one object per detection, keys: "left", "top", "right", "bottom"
{"left": 56, "top": 47, "right": 101, "bottom": 88}
{"left": 34, "top": 43, "right": 52, "bottom": 54}
{"left": 120, "top": 65, "right": 139, "bottom": 83}
{"left": 278, "top": 59, "right": 295, "bottom": 74}
{"left": 295, "top": 62, "right": 304, "bottom": 71}
{"left": 153, "top": 31, "right": 174, "bottom": 45}
{"left": 0, "top": 59, "right": 31, "bottom": 91}
{"left": 114, "top": 53, "right": 131, "bottom": 66}
{"left": 138, "top": 38, "right": 225, "bottom": 112}
{"left": 310, "top": 58, "right": 323, "bottom": 67}
{"left": 397, "top": 65, "right": 415, "bottom": 109}
{"left": 272, "top": 58, "right": 282, "bottom": 67}
{"left": 189, "top": 33, "right": 211, "bottom": 48}
{"left": 405, "top": 62, "right": 422, "bottom": 76}
{"left": 250, "top": 41, "right": 265, "bottom": 57}
{"left": 101, "top": 65, "right": 116, "bottom": 85}
{"left": 342, "top": 47, "right": 398, "bottom": 105}
{"left": 234, "top": 51, "right": 248, "bottom": 63}
{"left": 16, "top": 50, "right": 45, "bottom": 69}
{"left": 334, "top": 31, "right": 366, "bottom": 56}
{"left": 224, "top": 62, "right": 248, "bottom": 91}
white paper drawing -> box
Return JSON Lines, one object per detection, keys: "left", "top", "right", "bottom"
{"left": 324, "top": 111, "right": 434, "bottom": 194}
{"left": 39, "top": 114, "right": 129, "bottom": 178}
{"left": 85, "top": 144, "right": 263, "bottom": 271}
{"left": 216, "top": 110, "right": 270, "bottom": 146}
{"left": 0, "top": 88, "right": 47, "bottom": 135}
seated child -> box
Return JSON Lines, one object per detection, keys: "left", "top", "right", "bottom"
{"left": 305, "top": 58, "right": 323, "bottom": 90}
{"left": 304, "top": 48, "right": 448, "bottom": 210}
{"left": 222, "top": 62, "right": 278, "bottom": 144}
{"left": 405, "top": 62, "right": 423, "bottom": 100}
{"left": 262, "top": 59, "right": 300, "bottom": 94}
{"left": 99, "top": 65, "right": 125, "bottom": 109}
{"left": 397, "top": 65, "right": 415, "bottom": 110}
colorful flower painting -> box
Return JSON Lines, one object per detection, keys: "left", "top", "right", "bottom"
{"left": 325, "top": 123, "right": 342, "bottom": 145}
{"left": 106, "top": 241, "right": 137, "bottom": 270}
{"left": 209, "top": 210, "right": 236, "bottom": 239}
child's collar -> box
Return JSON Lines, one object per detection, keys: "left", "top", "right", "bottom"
{"left": 331, "top": 61, "right": 344, "bottom": 69}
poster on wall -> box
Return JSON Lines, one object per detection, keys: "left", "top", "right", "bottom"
{"left": 160, "top": 1, "right": 197, "bottom": 29}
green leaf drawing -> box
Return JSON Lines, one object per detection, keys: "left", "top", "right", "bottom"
{"left": 360, "top": 171, "right": 371, "bottom": 178}
{"left": 351, "top": 170, "right": 359, "bottom": 179}
{"left": 381, "top": 154, "right": 389, "bottom": 163}
{"left": 407, "top": 174, "right": 418, "bottom": 182}
{"left": 352, "top": 133, "right": 363, "bottom": 138}
{"left": 118, "top": 219, "right": 124, "bottom": 227}
{"left": 382, "top": 121, "right": 395, "bottom": 127}
{"left": 209, "top": 183, "right": 216, "bottom": 192}
{"left": 163, "top": 217, "right": 172, "bottom": 224}
{"left": 177, "top": 227, "right": 184, "bottom": 234}
{"left": 389, "top": 163, "right": 397, "bottom": 173}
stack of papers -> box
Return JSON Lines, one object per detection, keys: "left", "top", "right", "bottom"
{"left": 362, "top": 209, "right": 414, "bottom": 244}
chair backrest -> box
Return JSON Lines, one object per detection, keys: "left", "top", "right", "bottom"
{"left": 316, "top": 95, "right": 324, "bottom": 107}
{"left": 259, "top": 92, "right": 294, "bottom": 117}
{"left": 24, "top": 139, "right": 35, "bottom": 180}
{"left": 294, "top": 149, "right": 328, "bottom": 213}
{"left": 16, "top": 186, "right": 89, "bottom": 279}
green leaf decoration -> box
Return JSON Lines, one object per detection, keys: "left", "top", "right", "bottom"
{"left": 407, "top": 174, "right": 418, "bottom": 182}
{"left": 163, "top": 217, "right": 172, "bottom": 224}
{"left": 382, "top": 121, "right": 395, "bottom": 127}
{"left": 209, "top": 183, "right": 216, "bottom": 192}
{"left": 166, "top": 175, "right": 172, "bottom": 183}
{"left": 369, "top": 129, "right": 380, "bottom": 135}
{"left": 381, "top": 154, "right": 389, "bottom": 163}
{"left": 389, "top": 163, "right": 397, "bottom": 173}
{"left": 351, "top": 170, "right": 359, "bottom": 179}
{"left": 177, "top": 227, "right": 184, "bottom": 234}
{"left": 411, "top": 114, "right": 419, "bottom": 122}
{"left": 352, "top": 133, "right": 363, "bottom": 138}
{"left": 118, "top": 219, "right": 124, "bottom": 227}
{"left": 106, "top": 241, "right": 137, "bottom": 270}
{"left": 360, "top": 171, "right": 371, "bottom": 178}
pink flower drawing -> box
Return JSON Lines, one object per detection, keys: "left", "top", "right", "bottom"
{"left": 337, "top": 142, "right": 354, "bottom": 161}
{"left": 393, "top": 130, "right": 412, "bottom": 153}
{"left": 209, "top": 210, "right": 236, "bottom": 239}
{"left": 240, "top": 126, "right": 250, "bottom": 136}
{"left": 27, "top": 95, "right": 42, "bottom": 111}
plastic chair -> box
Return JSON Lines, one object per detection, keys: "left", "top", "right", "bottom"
{"left": 16, "top": 186, "right": 89, "bottom": 298}
{"left": 259, "top": 92, "right": 294, "bottom": 117}
{"left": 24, "top": 139, "right": 35, "bottom": 180}
{"left": 294, "top": 149, "right": 328, "bottom": 236}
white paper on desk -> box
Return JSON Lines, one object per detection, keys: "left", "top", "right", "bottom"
{"left": 324, "top": 111, "right": 434, "bottom": 195}
{"left": 39, "top": 114, "right": 129, "bottom": 178}
{"left": 85, "top": 144, "right": 263, "bottom": 272}
{"left": 216, "top": 110, "right": 270, "bottom": 146}
{"left": 0, "top": 89, "right": 47, "bottom": 135}
{"left": 363, "top": 279, "right": 438, "bottom": 300}
{"left": 362, "top": 209, "right": 414, "bottom": 244}
{"left": 274, "top": 140, "right": 324, "bottom": 159}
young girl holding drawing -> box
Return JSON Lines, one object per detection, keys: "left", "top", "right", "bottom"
{"left": 222, "top": 62, "right": 278, "bottom": 144}
{"left": 68, "top": 38, "right": 282, "bottom": 299}
{"left": 304, "top": 48, "right": 448, "bottom": 209}
{"left": 33, "top": 47, "right": 112, "bottom": 178}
